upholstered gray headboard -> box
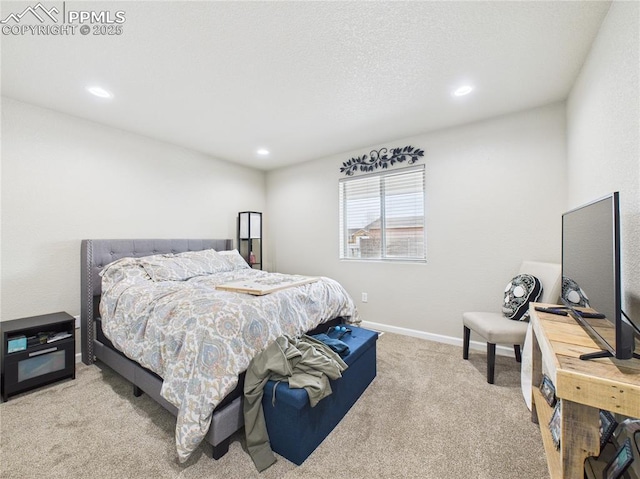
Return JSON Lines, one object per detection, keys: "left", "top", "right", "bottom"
{"left": 80, "top": 239, "right": 233, "bottom": 364}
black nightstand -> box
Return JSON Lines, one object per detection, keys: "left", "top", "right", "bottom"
{"left": 1, "top": 312, "right": 76, "bottom": 402}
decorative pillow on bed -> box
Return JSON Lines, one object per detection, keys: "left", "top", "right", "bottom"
{"left": 139, "top": 249, "right": 234, "bottom": 281}
{"left": 502, "top": 274, "right": 543, "bottom": 321}
{"left": 218, "top": 249, "right": 250, "bottom": 270}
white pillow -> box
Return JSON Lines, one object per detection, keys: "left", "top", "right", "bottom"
{"left": 218, "top": 249, "right": 251, "bottom": 270}
{"left": 139, "top": 249, "right": 234, "bottom": 281}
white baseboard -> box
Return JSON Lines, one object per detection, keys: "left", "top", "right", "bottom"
{"left": 360, "top": 320, "right": 517, "bottom": 358}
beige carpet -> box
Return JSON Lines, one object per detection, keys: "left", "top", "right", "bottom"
{"left": 0, "top": 332, "right": 549, "bottom": 479}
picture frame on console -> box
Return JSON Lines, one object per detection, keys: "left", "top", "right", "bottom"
{"left": 602, "top": 438, "right": 634, "bottom": 479}
{"left": 549, "top": 401, "right": 562, "bottom": 451}
{"left": 599, "top": 410, "right": 618, "bottom": 450}
{"left": 540, "top": 375, "right": 557, "bottom": 407}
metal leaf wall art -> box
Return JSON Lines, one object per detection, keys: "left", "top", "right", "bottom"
{"left": 340, "top": 146, "right": 425, "bottom": 176}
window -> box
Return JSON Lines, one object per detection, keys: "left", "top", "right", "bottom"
{"left": 339, "top": 165, "right": 426, "bottom": 261}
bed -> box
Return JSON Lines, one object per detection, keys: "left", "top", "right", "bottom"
{"left": 80, "top": 239, "right": 357, "bottom": 462}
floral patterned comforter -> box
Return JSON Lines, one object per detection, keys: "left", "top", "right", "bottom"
{"left": 99, "top": 249, "right": 357, "bottom": 462}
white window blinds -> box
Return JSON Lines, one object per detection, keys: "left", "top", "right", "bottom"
{"left": 339, "top": 165, "right": 426, "bottom": 261}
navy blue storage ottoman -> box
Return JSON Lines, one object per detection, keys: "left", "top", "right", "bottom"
{"left": 262, "top": 326, "right": 378, "bottom": 465}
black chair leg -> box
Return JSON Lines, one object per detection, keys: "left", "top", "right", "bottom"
{"left": 487, "top": 343, "right": 496, "bottom": 384}
{"left": 514, "top": 344, "right": 522, "bottom": 363}
{"left": 463, "top": 326, "right": 470, "bottom": 360}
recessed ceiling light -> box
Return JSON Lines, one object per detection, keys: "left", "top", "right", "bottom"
{"left": 257, "top": 148, "right": 270, "bottom": 156}
{"left": 87, "top": 86, "right": 113, "bottom": 99}
{"left": 453, "top": 85, "right": 474, "bottom": 97}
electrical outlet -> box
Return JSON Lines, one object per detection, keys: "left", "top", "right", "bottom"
{"left": 74, "top": 315, "right": 80, "bottom": 329}
{"left": 361, "top": 292, "right": 368, "bottom": 303}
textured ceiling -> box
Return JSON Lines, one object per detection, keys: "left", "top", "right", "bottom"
{"left": 1, "top": 1, "right": 611, "bottom": 170}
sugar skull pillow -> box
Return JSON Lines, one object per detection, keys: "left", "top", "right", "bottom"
{"left": 561, "top": 276, "right": 590, "bottom": 308}
{"left": 502, "top": 274, "right": 543, "bottom": 321}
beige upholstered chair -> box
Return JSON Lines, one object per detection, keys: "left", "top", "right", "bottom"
{"left": 462, "top": 261, "right": 561, "bottom": 384}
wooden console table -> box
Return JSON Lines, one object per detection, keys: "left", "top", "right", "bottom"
{"left": 529, "top": 303, "right": 640, "bottom": 479}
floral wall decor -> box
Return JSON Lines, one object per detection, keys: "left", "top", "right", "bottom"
{"left": 340, "top": 146, "right": 425, "bottom": 176}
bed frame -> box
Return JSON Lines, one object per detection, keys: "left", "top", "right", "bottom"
{"left": 80, "top": 239, "right": 243, "bottom": 459}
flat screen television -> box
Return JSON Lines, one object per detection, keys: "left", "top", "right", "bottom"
{"left": 561, "top": 192, "right": 639, "bottom": 360}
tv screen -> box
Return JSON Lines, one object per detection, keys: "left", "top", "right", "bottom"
{"left": 561, "top": 192, "right": 636, "bottom": 360}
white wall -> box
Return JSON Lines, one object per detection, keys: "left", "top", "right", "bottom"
{"left": 1, "top": 98, "right": 266, "bottom": 321}
{"left": 267, "top": 102, "right": 567, "bottom": 340}
{"left": 567, "top": 0, "right": 640, "bottom": 321}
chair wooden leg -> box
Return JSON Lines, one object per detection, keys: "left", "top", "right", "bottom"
{"left": 487, "top": 343, "right": 496, "bottom": 384}
{"left": 514, "top": 344, "right": 522, "bottom": 363}
{"left": 463, "top": 326, "right": 470, "bottom": 360}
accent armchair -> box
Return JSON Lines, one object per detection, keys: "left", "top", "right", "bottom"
{"left": 462, "top": 261, "right": 561, "bottom": 384}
